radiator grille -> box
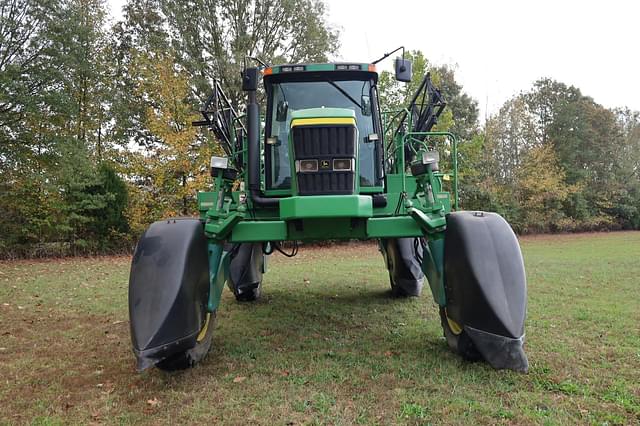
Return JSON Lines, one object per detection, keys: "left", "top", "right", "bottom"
{"left": 292, "top": 124, "right": 357, "bottom": 195}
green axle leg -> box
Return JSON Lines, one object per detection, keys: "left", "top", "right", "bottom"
{"left": 422, "top": 237, "right": 446, "bottom": 307}
{"left": 207, "top": 242, "right": 230, "bottom": 312}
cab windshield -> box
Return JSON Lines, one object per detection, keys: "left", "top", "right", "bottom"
{"left": 266, "top": 78, "right": 379, "bottom": 190}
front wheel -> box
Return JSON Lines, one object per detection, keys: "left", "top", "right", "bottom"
{"left": 156, "top": 311, "right": 216, "bottom": 371}
{"left": 227, "top": 276, "right": 261, "bottom": 302}
{"left": 439, "top": 307, "right": 481, "bottom": 361}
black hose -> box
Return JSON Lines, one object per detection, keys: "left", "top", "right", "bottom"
{"left": 274, "top": 241, "right": 298, "bottom": 257}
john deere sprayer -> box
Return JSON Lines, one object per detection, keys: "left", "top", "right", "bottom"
{"left": 128, "top": 50, "right": 529, "bottom": 373}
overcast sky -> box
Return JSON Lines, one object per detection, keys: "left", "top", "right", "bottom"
{"left": 107, "top": 0, "right": 640, "bottom": 120}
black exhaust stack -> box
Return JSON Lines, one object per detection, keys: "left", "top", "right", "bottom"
{"left": 243, "top": 67, "right": 278, "bottom": 208}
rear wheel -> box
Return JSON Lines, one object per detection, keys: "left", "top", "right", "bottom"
{"left": 439, "top": 307, "right": 481, "bottom": 361}
{"left": 226, "top": 243, "right": 264, "bottom": 302}
{"left": 227, "top": 276, "right": 261, "bottom": 302}
{"left": 388, "top": 272, "right": 411, "bottom": 297}
{"left": 156, "top": 311, "right": 216, "bottom": 371}
{"left": 382, "top": 238, "right": 423, "bottom": 297}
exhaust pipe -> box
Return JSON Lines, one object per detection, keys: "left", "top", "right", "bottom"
{"left": 244, "top": 68, "right": 278, "bottom": 208}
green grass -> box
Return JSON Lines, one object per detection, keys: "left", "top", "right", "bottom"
{"left": 0, "top": 232, "right": 639, "bottom": 425}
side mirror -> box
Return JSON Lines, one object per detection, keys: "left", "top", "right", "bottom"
{"left": 394, "top": 58, "right": 412, "bottom": 83}
{"left": 242, "top": 67, "right": 259, "bottom": 91}
{"left": 276, "top": 100, "right": 288, "bottom": 122}
{"left": 360, "top": 95, "right": 371, "bottom": 116}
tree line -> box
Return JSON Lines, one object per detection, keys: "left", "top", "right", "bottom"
{"left": 1, "top": 0, "right": 638, "bottom": 258}
{"left": 0, "top": 0, "right": 338, "bottom": 257}
{"left": 379, "top": 50, "right": 639, "bottom": 234}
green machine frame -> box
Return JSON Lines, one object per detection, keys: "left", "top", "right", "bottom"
{"left": 201, "top": 90, "right": 460, "bottom": 313}
{"left": 129, "top": 60, "right": 529, "bottom": 373}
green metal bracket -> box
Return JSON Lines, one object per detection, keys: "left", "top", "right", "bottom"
{"left": 205, "top": 211, "right": 244, "bottom": 240}
{"left": 407, "top": 207, "right": 446, "bottom": 233}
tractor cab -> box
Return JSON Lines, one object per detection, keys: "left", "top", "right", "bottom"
{"left": 262, "top": 64, "right": 383, "bottom": 194}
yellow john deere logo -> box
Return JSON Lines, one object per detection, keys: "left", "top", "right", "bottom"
{"left": 320, "top": 160, "right": 330, "bottom": 169}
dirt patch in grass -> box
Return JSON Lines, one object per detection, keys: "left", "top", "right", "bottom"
{"left": 0, "top": 307, "right": 130, "bottom": 423}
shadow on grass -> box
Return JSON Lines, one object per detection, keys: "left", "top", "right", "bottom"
{"left": 194, "top": 285, "right": 497, "bottom": 379}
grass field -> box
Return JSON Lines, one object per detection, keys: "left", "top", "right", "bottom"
{"left": 0, "top": 232, "right": 639, "bottom": 425}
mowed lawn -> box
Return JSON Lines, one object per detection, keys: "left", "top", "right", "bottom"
{"left": 0, "top": 232, "right": 638, "bottom": 425}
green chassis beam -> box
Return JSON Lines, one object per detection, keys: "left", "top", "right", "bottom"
{"left": 221, "top": 215, "right": 445, "bottom": 242}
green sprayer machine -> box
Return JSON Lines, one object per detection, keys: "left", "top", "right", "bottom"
{"left": 128, "top": 50, "right": 529, "bottom": 373}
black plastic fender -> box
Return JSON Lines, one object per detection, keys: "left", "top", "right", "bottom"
{"left": 128, "top": 218, "right": 210, "bottom": 370}
{"left": 226, "top": 243, "right": 264, "bottom": 301}
{"left": 444, "top": 211, "right": 528, "bottom": 372}
{"left": 380, "top": 238, "right": 424, "bottom": 296}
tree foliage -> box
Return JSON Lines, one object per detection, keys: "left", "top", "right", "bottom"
{"left": 0, "top": 3, "right": 638, "bottom": 257}
{"left": 125, "top": 53, "right": 213, "bottom": 234}
{"left": 162, "top": 0, "right": 340, "bottom": 106}
{"left": 478, "top": 79, "right": 640, "bottom": 232}
{"left": 0, "top": 0, "right": 339, "bottom": 257}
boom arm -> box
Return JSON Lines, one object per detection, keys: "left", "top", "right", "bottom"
{"left": 395, "top": 72, "right": 446, "bottom": 139}
{"left": 193, "top": 79, "right": 246, "bottom": 171}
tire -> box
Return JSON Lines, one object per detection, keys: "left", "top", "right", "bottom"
{"left": 388, "top": 272, "right": 409, "bottom": 297}
{"left": 381, "top": 238, "right": 424, "bottom": 297}
{"left": 156, "top": 311, "right": 216, "bottom": 371}
{"left": 439, "top": 307, "right": 481, "bottom": 361}
{"left": 226, "top": 243, "right": 264, "bottom": 302}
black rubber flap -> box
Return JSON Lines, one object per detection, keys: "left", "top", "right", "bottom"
{"left": 465, "top": 326, "right": 529, "bottom": 372}
{"left": 444, "top": 211, "right": 527, "bottom": 339}
{"left": 128, "top": 218, "right": 209, "bottom": 369}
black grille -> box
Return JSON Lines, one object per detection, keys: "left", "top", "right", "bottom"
{"left": 292, "top": 124, "right": 357, "bottom": 195}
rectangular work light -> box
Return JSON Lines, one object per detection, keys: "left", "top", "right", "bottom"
{"left": 210, "top": 156, "right": 237, "bottom": 179}
{"left": 296, "top": 159, "right": 319, "bottom": 172}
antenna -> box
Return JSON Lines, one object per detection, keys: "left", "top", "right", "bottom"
{"left": 371, "top": 46, "right": 405, "bottom": 65}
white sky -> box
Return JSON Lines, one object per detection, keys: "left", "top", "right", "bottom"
{"left": 107, "top": 0, "right": 640, "bottom": 120}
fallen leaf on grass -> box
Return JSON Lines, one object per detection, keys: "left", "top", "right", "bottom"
{"left": 147, "top": 398, "right": 160, "bottom": 407}
{"left": 233, "top": 376, "right": 246, "bottom": 383}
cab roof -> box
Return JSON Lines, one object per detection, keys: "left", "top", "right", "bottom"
{"left": 263, "top": 62, "right": 377, "bottom": 77}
